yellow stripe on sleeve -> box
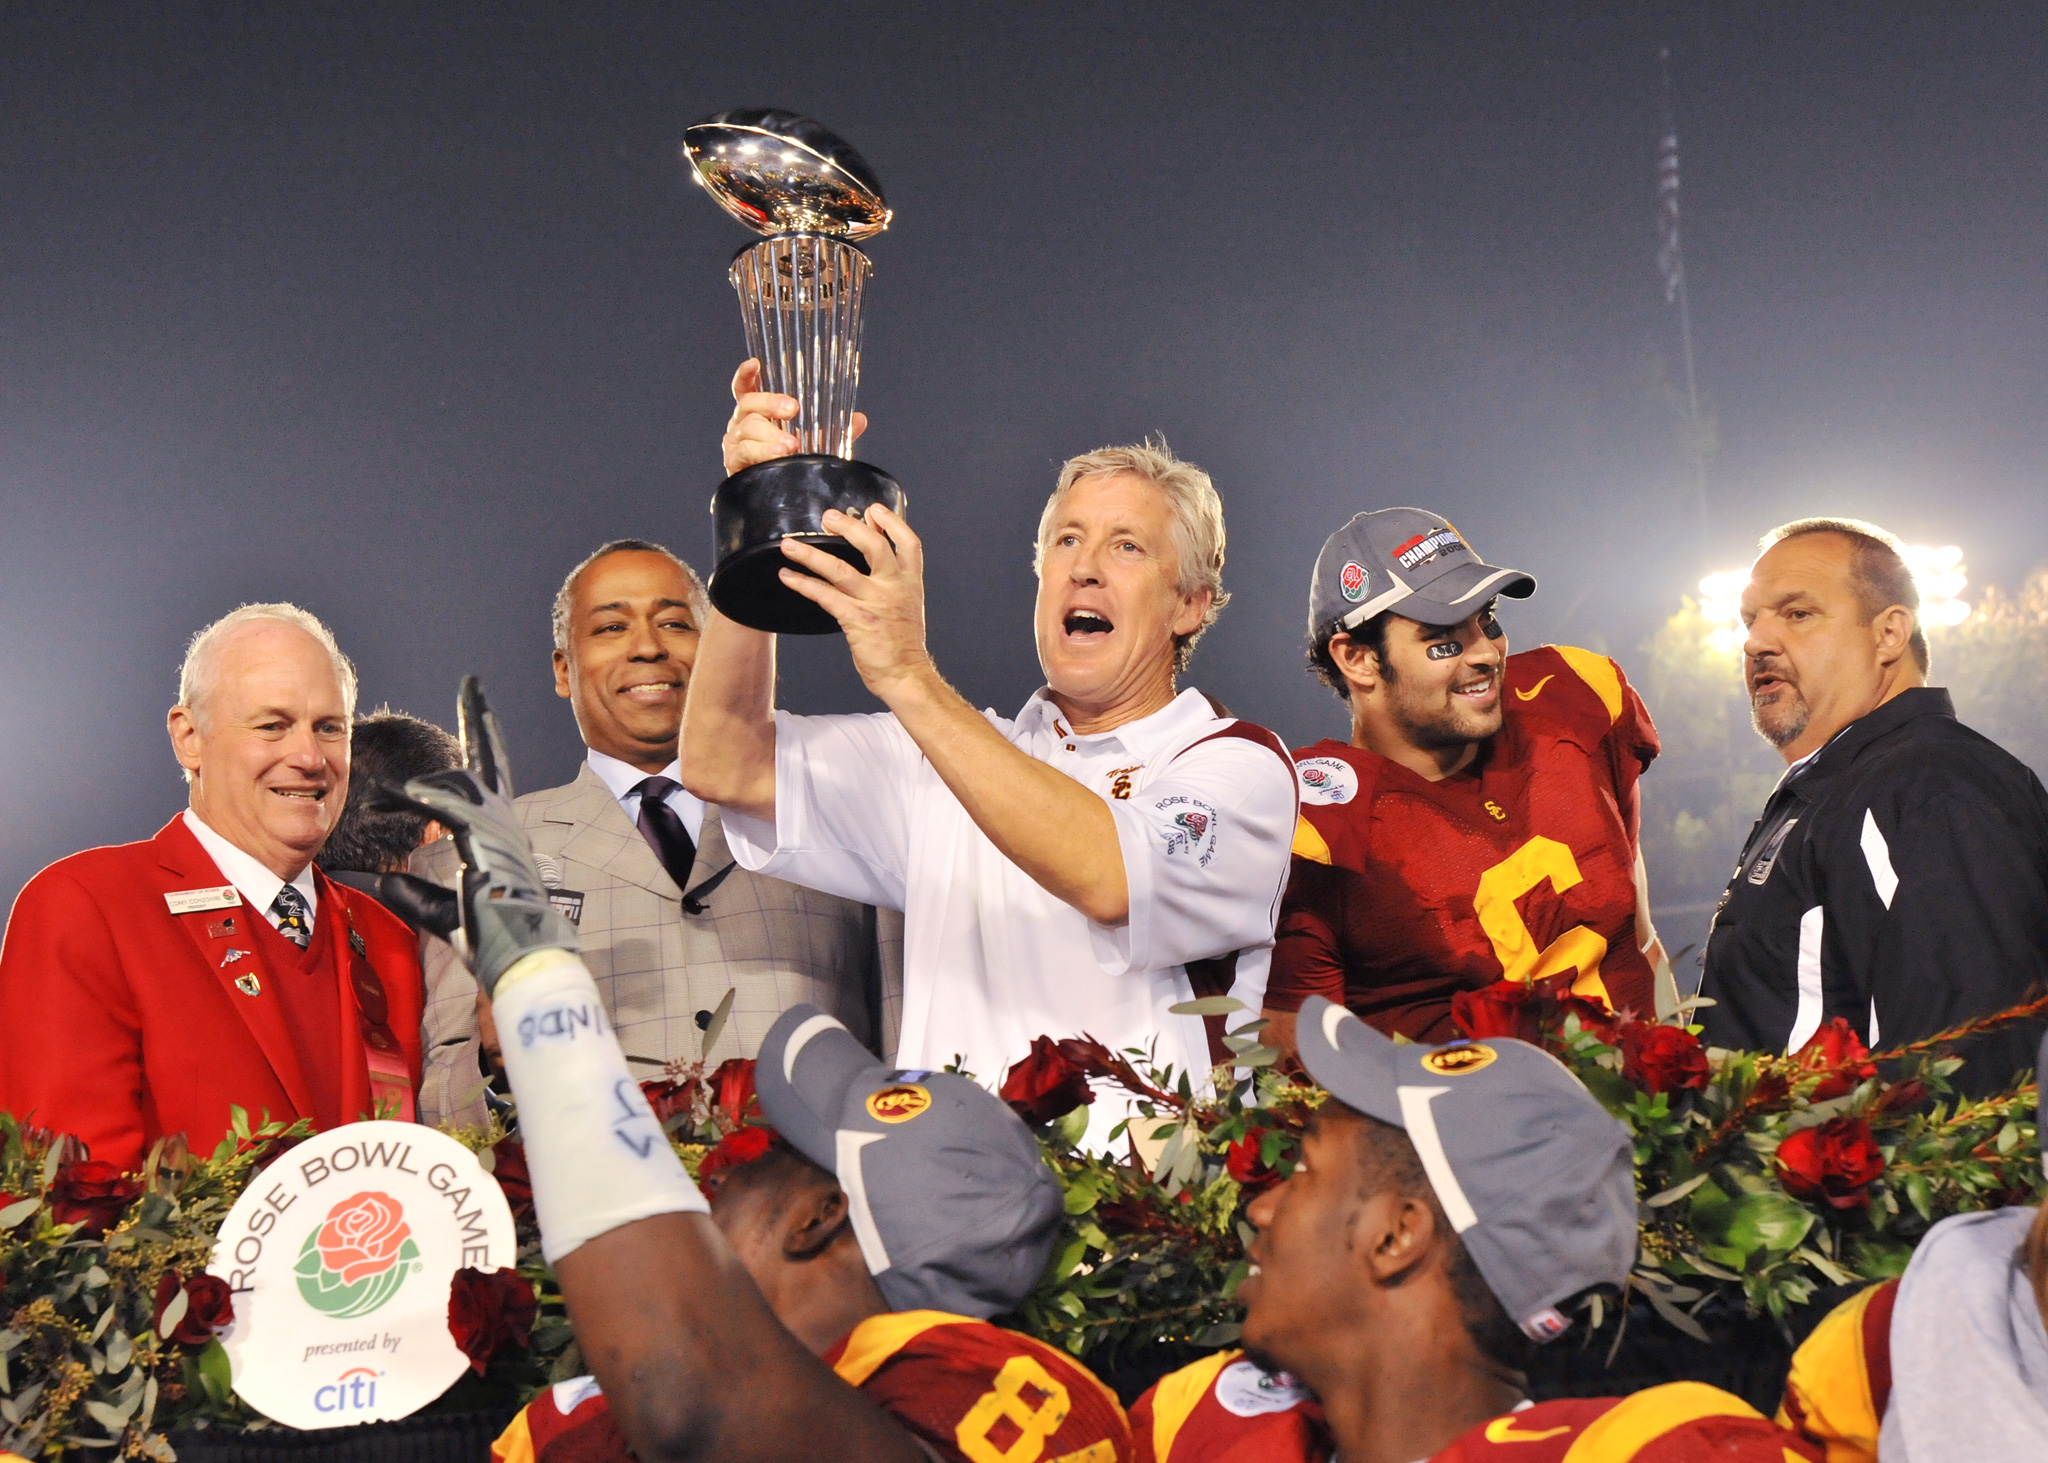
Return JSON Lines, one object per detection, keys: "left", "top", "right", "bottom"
{"left": 1776, "top": 1282, "right": 1886, "bottom": 1463}
{"left": 830, "top": 1310, "right": 976, "bottom": 1388}
{"left": 1553, "top": 645, "right": 1624, "bottom": 724}
{"left": 1149, "top": 1350, "right": 1239, "bottom": 1462}
{"left": 1561, "top": 1381, "right": 1763, "bottom": 1462}
{"left": 1292, "top": 817, "right": 1333, "bottom": 865}
{"left": 490, "top": 1410, "right": 536, "bottom": 1463}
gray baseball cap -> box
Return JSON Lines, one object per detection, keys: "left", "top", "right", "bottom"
{"left": 756, "top": 1004, "right": 1064, "bottom": 1319}
{"left": 1309, "top": 507, "right": 1535, "bottom": 639}
{"left": 1294, "top": 996, "right": 1636, "bottom": 1342}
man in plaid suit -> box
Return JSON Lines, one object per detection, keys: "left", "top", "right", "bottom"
{"left": 418, "top": 540, "right": 901, "bottom": 1128}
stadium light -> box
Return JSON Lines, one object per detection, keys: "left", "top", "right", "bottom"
{"left": 1694, "top": 544, "right": 1972, "bottom": 654}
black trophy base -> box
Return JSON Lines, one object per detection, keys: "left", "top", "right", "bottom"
{"left": 708, "top": 454, "right": 906, "bottom": 635}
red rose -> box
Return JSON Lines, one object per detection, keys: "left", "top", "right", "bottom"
{"left": 48, "top": 1161, "right": 142, "bottom": 1235}
{"left": 315, "top": 1192, "right": 413, "bottom": 1283}
{"left": 699, "top": 1125, "right": 778, "bottom": 1182}
{"left": 710, "top": 1058, "right": 758, "bottom": 1125}
{"left": 152, "top": 1269, "right": 235, "bottom": 1345}
{"left": 1451, "top": 981, "right": 1540, "bottom": 1042}
{"left": 1225, "top": 1128, "right": 1281, "bottom": 1191}
{"left": 1776, "top": 1117, "right": 1885, "bottom": 1209}
{"left": 1620, "top": 1024, "right": 1709, "bottom": 1095}
{"left": 1794, "top": 1018, "right": 1879, "bottom": 1101}
{"left": 641, "top": 1078, "right": 698, "bottom": 1125}
{"left": 446, "top": 1267, "right": 537, "bottom": 1376}
{"left": 1000, "top": 1036, "right": 1096, "bottom": 1125}
{"left": 489, "top": 1140, "right": 532, "bottom": 1216}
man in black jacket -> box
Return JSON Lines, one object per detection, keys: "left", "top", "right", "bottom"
{"left": 1699, "top": 518, "right": 2048, "bottom": 1089}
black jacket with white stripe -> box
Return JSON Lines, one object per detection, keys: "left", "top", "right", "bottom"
{"left": 1699, "top": 687, "right": 2048, "bottom": 1092}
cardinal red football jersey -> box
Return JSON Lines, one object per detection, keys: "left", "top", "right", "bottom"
{"left": 1132, "top": 1357, "right": 1817, "bottom": 1463}
{"left": 1268, "top": 645, "right": 1660, "bottom": 1038}
{"left": 493, "top": 1309, "right": 1132, "bottom": 1463}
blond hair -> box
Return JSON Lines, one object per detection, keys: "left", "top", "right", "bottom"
{"left": 1033, "top": 438, "right": 1230, "bottom": 672}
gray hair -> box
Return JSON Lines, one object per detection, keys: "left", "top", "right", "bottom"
{"left": 1032, "top": 438, "right": 1231, "bottom": 672}
{"left": 175, "top": 604, "right": 359, "bottom": 780}
{"left": 1759, "top": 516, "right": 1928, "bottom": 673}
{"left": 551, "top": 538, "right": 710, "bottom": 653}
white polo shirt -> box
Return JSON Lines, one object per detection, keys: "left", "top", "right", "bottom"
{"left": 721, "top": 687, "right": 1297, "bottom": 1143}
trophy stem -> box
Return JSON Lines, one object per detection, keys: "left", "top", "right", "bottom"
{"left": 731, "top": 235, "right": 871, "bottom": 457}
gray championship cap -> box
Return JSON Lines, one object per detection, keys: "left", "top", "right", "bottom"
{"left": 1309, "top": 508, "right": 1536, "bottom": 640}
{"left": 1294, "top": 996, "right": 1635, "bottom": 1341}
{"left": 756, "top": 1004, "right": 1064, "bottom": 1319}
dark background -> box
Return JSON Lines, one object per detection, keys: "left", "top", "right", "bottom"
{"left": 4, "top": 3, "right": 2045, "bottom": 941}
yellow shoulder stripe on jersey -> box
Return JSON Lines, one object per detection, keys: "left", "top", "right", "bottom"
{"left": 489, "top": 1412, "right": 535, "bottom": 1463}
{"left": 1561, "top": 1381, "right": 1763, "bottom": 1462}
{"left": 1775, "top": 1281, "right": 1886, "bottom": 1463}
{"left": 1051, "top": 1443, "right": 1118, "bottom": 1463}
{"left": 1553, "top": 646, "right": 1623, "bottom": 725}
{"left": 1149, "top": 1349, "right": 1239, "bottom": 1461}
{"left": 832, "top": 1309, "right": 976, "bottom": 1388}
{"left": 1292, "top": 817, "right": 1333, "bottom": 865}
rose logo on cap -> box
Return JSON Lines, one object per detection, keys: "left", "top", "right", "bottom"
{"left": 866, "top": 1084, "right": 933, "bottom": 1123}
{"left": 1420, "top": 1044, "right": 1499, "bottom": 1077}
{"left": 1340, "top": 561, "right": 1368, "bottom": 602}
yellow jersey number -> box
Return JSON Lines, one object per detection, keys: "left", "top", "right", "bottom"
{"left": 1472, "top": 836, "right": 1611, "bottom": 1005}
{"left": 955, "top": 1353, "right": 1116, "bottom": 1463}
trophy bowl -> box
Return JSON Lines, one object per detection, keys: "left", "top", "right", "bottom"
{"left": 685, "top": 109, "right": 903, "bottom": 635}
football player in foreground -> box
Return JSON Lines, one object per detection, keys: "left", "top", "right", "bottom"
{"left": 1774, "top": 1026, "right": 2048, "bottom": 1460}
{"left": 1265, "top": 509, "right": 1674, "bottom": 1057}
{"left": 1135, "top": 997, "right": 1822, "bottom": 1462}
{"left": 394, "top": 683, "right": 1130, "bottom": 1463}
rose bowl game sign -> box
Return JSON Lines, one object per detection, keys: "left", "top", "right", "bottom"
{"left": 207, "top": 1121, "right": 517, "bottom": 1429}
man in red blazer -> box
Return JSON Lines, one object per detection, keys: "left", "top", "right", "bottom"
{"left": 0, "top": 604, "right": 424, "bottom": 1171}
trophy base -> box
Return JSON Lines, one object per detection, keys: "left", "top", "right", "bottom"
{"left": 708, "top": 455, "right": 907, "bottom": 635}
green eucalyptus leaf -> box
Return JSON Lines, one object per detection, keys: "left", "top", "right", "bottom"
{"left": 0, "top": 1199, "right": 39, "bottom": 1230}
{"left": 1168, "top": 997, "right": 1247, "bottom": 1017}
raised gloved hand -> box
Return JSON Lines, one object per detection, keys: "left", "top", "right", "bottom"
{"left": 376, "top": 676, "right": 577, "bottom": 996}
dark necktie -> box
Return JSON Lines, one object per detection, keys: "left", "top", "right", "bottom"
{"left": 635, "top": 775, "right": 697, "bottom": 893}
{"left": 272, "top": 884, "right": 313, "bottom": 949}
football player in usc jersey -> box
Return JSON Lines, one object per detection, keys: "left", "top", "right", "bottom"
{"left": 384, "top": 702, "right": 1128, "bottom": 1463}
{"left": 491, "top": 1002, "right": 1132, "bottom": 1463}
{"left": 1133, "top": 996, "right": 1821, "bottom": 1463}
{"left": 1264, "top": 508, "right": 1674, "bottom": 1058}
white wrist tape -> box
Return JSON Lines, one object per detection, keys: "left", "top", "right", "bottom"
{"left": 492, "top": 949, "right": 708, "bottom": 1262}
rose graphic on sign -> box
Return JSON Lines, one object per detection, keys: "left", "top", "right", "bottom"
{"left": 294, "top": 1191, "right": 421, "bottom": 1319}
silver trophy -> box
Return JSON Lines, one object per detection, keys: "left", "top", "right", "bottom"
{"left": 684, "top": 108, "right": 903, "bottom": 635}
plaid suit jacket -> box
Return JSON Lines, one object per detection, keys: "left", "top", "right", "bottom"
{"left": 418, "top": 763, "right": 902, "bottom": 1129}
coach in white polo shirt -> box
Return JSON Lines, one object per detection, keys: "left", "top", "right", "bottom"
{"left": 682, "top": 364, "right": 1297, "bottom": 1141}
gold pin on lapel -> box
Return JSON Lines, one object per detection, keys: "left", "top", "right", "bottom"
{"left": 235, "top": 972, "right": 262, "bottom": 997}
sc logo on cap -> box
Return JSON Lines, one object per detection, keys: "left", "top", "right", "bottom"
{"left": 1420, "top": 1044, "right": 1498, "bottom": 1076}
{"left": 865, "top": 1083, "right": 932, "bottom": 1123}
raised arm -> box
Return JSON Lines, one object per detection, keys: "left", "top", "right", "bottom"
{"left": 396, "top": 743, "right": 924, "bottom": 1463}
{"left": 708, "top": 361, "right": 1131, "bottom": 926}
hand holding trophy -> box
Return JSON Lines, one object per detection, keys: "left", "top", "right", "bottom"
{"left": 684, "top": 108, "right": 904, "bottom": 635}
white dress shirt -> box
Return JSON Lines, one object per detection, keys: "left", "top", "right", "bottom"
{"left": 585, "top": 749, "right": 706, "bottom": 848}
{"left": 722, "top": 687, "right": 1297, "bottom": 1146}
{"left": 182, "top": 809, "right": 319, "bottom": 931}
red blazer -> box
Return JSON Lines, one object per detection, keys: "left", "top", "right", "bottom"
{"left": 0, "top": 816, "right": 425, "bottom": 1170}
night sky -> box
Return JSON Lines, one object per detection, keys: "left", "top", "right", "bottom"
{"left": 4, "top": 3, "right": 2044, "bottom": 914}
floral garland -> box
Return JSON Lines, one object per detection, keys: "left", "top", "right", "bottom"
{"left": 0, "top": 989, "right": 2038, "bottom": 1456}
